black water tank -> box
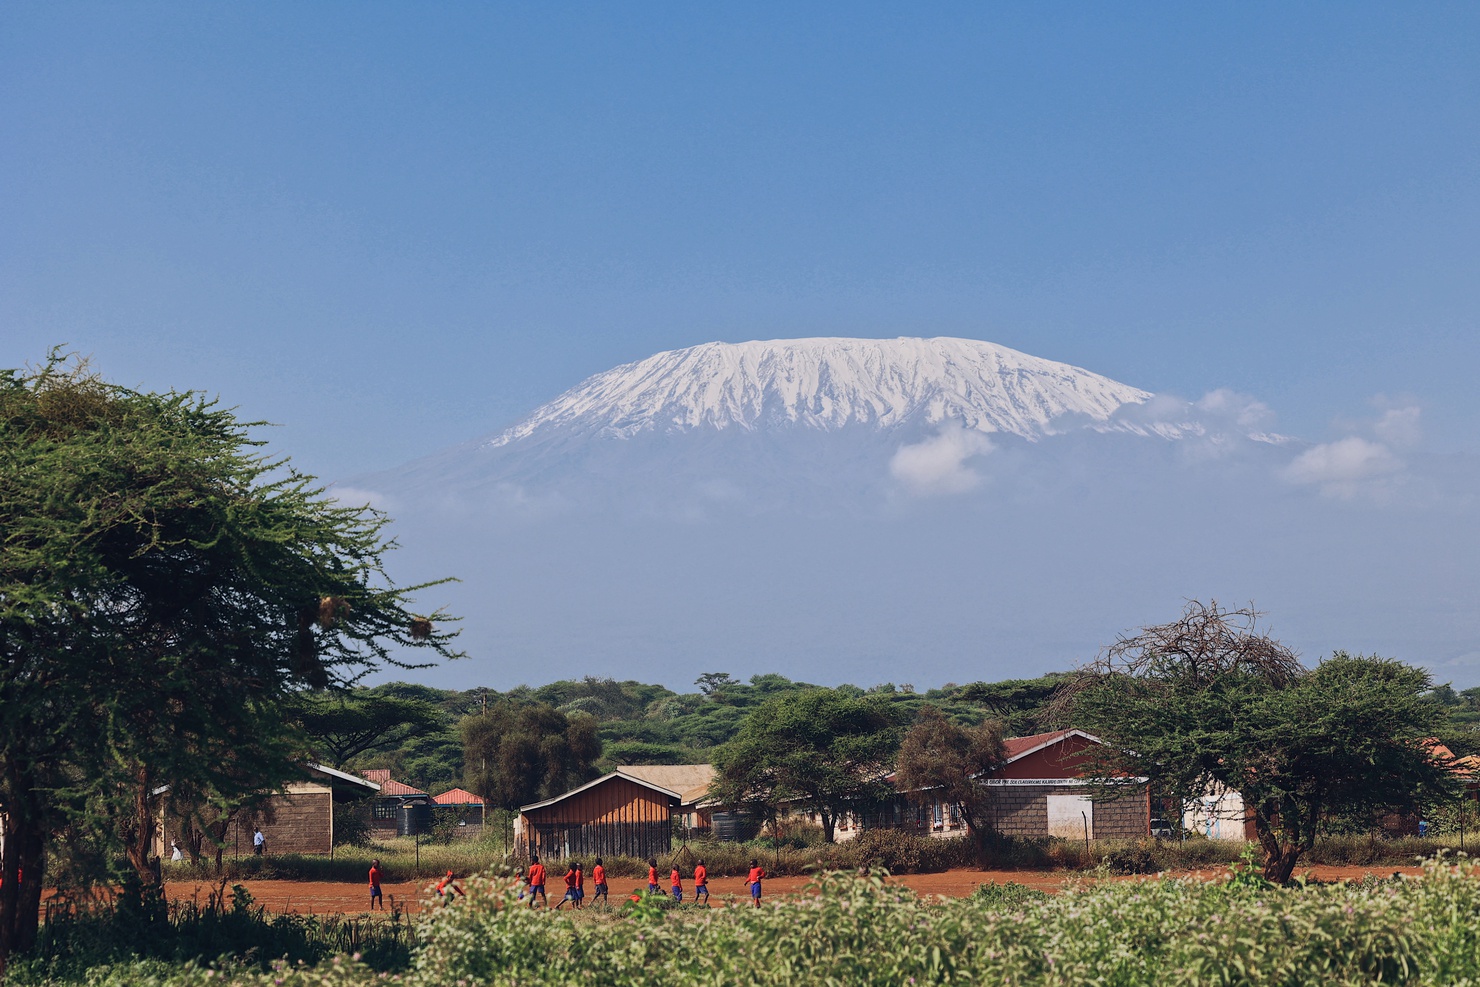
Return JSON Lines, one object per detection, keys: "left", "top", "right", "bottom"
{"left": 711, "top": 811, "right": 759, "bottom": 843}
{"left": 397, "top": 802, "right": 434, "bottom": 837}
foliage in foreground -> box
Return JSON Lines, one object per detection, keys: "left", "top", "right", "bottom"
{"left": 27, "top": 854, "right": 1480, "bottom": 986}
{"left": 5, "top": 884, "right": 412, "bottom": 986}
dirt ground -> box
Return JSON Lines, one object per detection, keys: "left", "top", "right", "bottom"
{"left": 157, "top": 863, "right": 1427, "bottom": 917}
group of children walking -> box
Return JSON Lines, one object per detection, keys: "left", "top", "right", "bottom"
{"left": 374, "top": 855, "right": 770, "bottom": 910}
{"left": 512, "top": 854, "right": 767, "bottom": 909}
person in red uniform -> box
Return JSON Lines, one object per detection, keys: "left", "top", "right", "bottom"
{"left": 368, "top": 858, "right": 384, "bottom": 910}
{"left": 646, "top": 858, "right": 660, "bottom": 894}
{"left": 693, "top": 859, "right": 709, "bottom": 905}
{"left": 526, "top": 855, "right": 547, "bottom": 908}
{"left": 670, "top": 864, "right": 683, "bottom": 903}
{"left": 557, "top": 862, "right": 582, "bottom": 909}
{"left": 591, "top": 857, "right": 608, "bottom": 906}
{"left": 747, "top": 858, "right": 765, "bottom": 907}
{"left": 435, "top": 870, "right": 465, "bottom": 906}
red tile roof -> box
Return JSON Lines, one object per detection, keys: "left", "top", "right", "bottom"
{"left": 433, "top": 787, "right": 484, "bottom": 806}
{"left": 376, "top": 778, "right": 426, "bottom": 797}
{"left": 363, "top": 769, "right": 391, "bottom": 783}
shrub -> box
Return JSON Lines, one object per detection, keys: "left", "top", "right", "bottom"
{"left": 25, "top": 855, "right": 1480, "bottom": 985}
{"left": 971, "top": 881, "right": 1049, "bottom": 907}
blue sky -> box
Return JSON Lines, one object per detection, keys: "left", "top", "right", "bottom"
{"left": 4, "top": 3, "right": 1478, "bottom": 481}
{"left": 5, "top": 5, "right": 1480, "bottom": 690}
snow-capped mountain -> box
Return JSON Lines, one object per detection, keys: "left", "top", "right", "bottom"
{"left": 350, "top": 336, "right": 1250, "bottom": 512}
{"left": 490, "top": 336, "right": 1163, "bottom": 445}
{"left": 340, "top": 336, "right": 1474, "bottom": 694}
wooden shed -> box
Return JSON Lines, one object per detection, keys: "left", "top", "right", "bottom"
{"left": 517, "top": 769, "right": 692, "bottom": 861}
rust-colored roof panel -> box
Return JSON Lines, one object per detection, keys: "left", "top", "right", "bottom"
{"left": 376, "top": 778, "right": 426, "bottom": 797}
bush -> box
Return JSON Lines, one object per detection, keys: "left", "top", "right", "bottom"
{"left": 27, "top": 855, "right": 1480, "bottom": 985}
{"left": 5, "top": 882, "right": 413, "bottom": 985}
{"left": 332, "top": 803, "right": 374, "bottom": 850}
{"left": 972, "top": 881, "right": 1049, "bottom": 907}
{"left": 837, "top": 830, "right": 974, "bottom": 874}
{"left": 1100, "top": 840, "right": 1159, "bottom": 875}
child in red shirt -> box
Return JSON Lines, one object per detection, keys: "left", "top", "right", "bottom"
{"left": 368, "top": 859, "right": 384, "bottom": 910}
{"left": 557, "top": 862, "right": 582, "bottom": 909}
{"left": 670, "top": 864, "right": 683, "bottom": 903}
{"left": 435, "top": 870, "right": 465, "bottom": 906}
{"left": 747, "top": 858, "right": 765, "bottom": 907}
{"left": 693, "top": 859, "right": 709, "bottom": 905}
{"left": 591, "top": 857, "right": 608, "bottom": 905}
{"left": 526, "top": 855, "right": 548, "bottom": 908}
{"left": 646, "top": 858, "right": 660, "bottom": 894}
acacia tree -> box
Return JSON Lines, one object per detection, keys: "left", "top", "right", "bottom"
{"left": 294, "top": 689, "right": 445, "bottom": 770}
{"left": 461, "top": 702, "right": 602, "bottom": 814}
{"left": 712, "top": 689, "right": 902, "bottom": 843}
{"left": 1065, "top": 601, "right": 1455, "bottom": 883}
{"left": 895, "top": 707, "right": 1006, "bottom": 848}
{"left": 0, "top": 354, "right": 460, "bottom": 967}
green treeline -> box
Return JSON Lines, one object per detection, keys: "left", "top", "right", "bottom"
{"left": 319, "top": 670, "right": 1480, "bottom": 797}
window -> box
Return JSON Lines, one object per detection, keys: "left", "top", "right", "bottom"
{"left": 372, "top": 801, "right": 397, "bottom": 821}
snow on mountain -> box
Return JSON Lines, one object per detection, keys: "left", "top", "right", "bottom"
{"left": 488, "top": 337, "right": 1169, "bottom": 446}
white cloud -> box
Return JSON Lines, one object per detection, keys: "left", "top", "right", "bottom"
{"left": 889, "top": 424, "right": 995, "bottom": 495}
{"left": 1373, "top": 406, "right": 1422, "bottom": 448}
{"left": 1195, "top": 388, "right": 1276, "bottom": 431}
{"left": 1283, "top": 436, "right": 1402, "bottom": 498}
{"left": 1107, "top": 389, "right": 1287, "bottom": 449}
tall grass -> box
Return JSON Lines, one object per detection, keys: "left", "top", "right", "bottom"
{"left": 5, "top": 882, "right": 413, "bottom": 986}
{"left": 161, "top": 830, "right": 1456, "bottom": 885}
{"left": 51, "top": 853, "right": 1480, "bottom": 986}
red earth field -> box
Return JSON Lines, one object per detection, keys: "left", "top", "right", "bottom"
{"left": 157, "top": 864, "right": 1425, "bottom": 917}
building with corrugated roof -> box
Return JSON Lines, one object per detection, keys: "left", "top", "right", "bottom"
{"left": 514, "top": 765, "right": 716, "bottom": 861}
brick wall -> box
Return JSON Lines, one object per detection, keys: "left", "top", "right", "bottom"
{"left": 991, "top": 786, "right": 1050, "bottom": 838}
{"left": 1091, "top": 787, "right": 1149, "bottom": 840}
{"left": 251, "top": 788, "right": 332, "bottom": 855}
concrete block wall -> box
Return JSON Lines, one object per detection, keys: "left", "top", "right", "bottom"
{"left": 252, "top": 789, "right": 332, "bottom": 855}
{"left": 991, "top": 787, "right": 1051, "bottom": 838}
{"left": 1091, "top": 788, "right": 1149, "bottom": 840}
{"left": 988, "top": 786, "right": 1148, "bottom": 840}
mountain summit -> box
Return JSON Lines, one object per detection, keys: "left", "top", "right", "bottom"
{"left": 490, "top": 337, "right": 1156, "bottom": 446}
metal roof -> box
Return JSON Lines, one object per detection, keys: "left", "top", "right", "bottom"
{"left": 519, "top": 771, "right": 682, "bottom": 814}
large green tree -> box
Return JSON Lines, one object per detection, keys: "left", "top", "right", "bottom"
{"left": 461, "top": 701, "right": 602, "bottom": 813}
{"left": 1067, "top": 602, "right": 1455, "bottom": 883}
{"left": 0, "top": 355, "right": 458, "bottom": 967}
{"left": 894, "top": 706, "right": 1006, "bottom": 848}
{"left": 712, "top": 689, "right": 903, "bottom": 843}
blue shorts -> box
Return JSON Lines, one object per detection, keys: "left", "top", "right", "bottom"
{"left": 672, "top": 887, "right": 682, "bottom": 902}
{"left": 594, "top": 883, "right": 608, "bottom": 895}
{"left": 696, "top": 884, "right": 709, "bottom": 897}
{"left": 369, "top": 886, "right": 382, "bottom": 898}
{"left": 750, "top": 881, "right": 762, "bottom": 898}
{"left": 531, "top": 883, "right": 545, "bottom": 895}
{"left": 648, "top": 883, "right": 660, "bottom": 893}
{"left": 563, "top": 889, "right": 579, "bottom": 901}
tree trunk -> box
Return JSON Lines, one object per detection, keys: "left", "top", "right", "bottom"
{"left": 0, "top": 805, "right": 46, "bottom": 972}
{"left": 123, "top": 768, "right": 160, "bottom": 887}
{"left": 1253, "top": 804, "right": 1303, "bottom": 883}
{"left": 820, "top": 809, "right": 836, "bottom": 844}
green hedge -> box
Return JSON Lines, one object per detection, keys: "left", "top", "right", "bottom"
{"left": 32, "top": 853, "right": 1480, "bottom": 986}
